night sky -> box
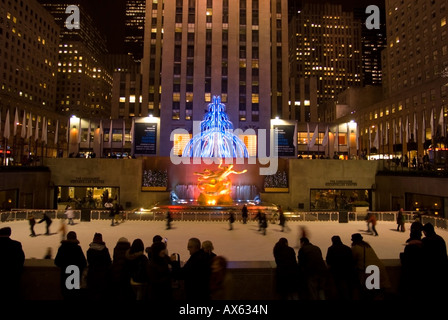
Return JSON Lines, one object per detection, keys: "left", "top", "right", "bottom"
{"left": 83, "top": 0, "right": 386, "bottom": 55}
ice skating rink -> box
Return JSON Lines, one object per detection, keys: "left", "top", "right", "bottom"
{"left": 5, "top": 218, "right": 448, "bottom": 263}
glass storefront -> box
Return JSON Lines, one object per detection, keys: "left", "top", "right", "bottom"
{"left": 310, "top": 189, "right": 371, "bottom": 211}
{"left": 57, "top": 186, "right": 120, "bottom": 209}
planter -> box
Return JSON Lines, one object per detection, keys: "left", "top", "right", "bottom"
{"left": 264, "top": 187, "right": 289, "bottom": 193}
{"left": 141, "top": 186, "right": 167, "bottom": 192}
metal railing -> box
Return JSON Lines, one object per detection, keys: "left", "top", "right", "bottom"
{"left": 1, "top": 209, "right": 445, "bottom": 230}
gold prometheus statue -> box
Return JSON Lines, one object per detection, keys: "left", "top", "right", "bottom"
{"left": 194, "top": 161, "right": 247, "bottom": 205}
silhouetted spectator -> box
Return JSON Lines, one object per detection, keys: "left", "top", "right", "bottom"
{"left": 297, "top": 237, "right": 327, "bottom": 300}
{"left": 351, "top": 233, "right": 390, "bottom": 300}
{"left": 110, "top": 237, "right": 133, "bottom": 300}
{"left": 273, "top": 238, "right": 298, "bottom": 300}
{"left": 399, "top": 229, "right": 425, "bottom": 298}
{"left": 0, "top": 227, "right": 25, "bottom": 300}
{"left": 86, "top": 233, "right": 112, "bottom": 300}
{"left": 210, "top": 256, "right": 233, "bottom": 300}
{"left": 126, "top": 238, "right": 150, "bottom": 300}
{"left": 54, "top": 231, "right": 87, "bottom": 299}
{"left": 326, "top": 235, "right": 356, "bottom": 300}
{"left": 421, "top": 223, "right": 448, "bottom": 295}
{"left": 407, "top": 220, "right": 423, "bottom": 243}
{"left": 148, "top": 241, "right": 173, "bottom": 301}
{"left": 171, "top": 237, "right": 211, "bottom": 301}
{"left": 145, "top": 235, "right": 163, "bottom": 260}
{"left": 202, "top": 240, "right": 217, "bottom": 264}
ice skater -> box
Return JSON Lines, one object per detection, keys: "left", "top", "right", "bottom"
{"left": 241, "top": 204, "right": 248, "bottom": 224}
{"left": 38, "top": 212, "right": 52, "bottom": 235}
{"left": 28, "top": 213, "right": 36, "bottom": 237}
{"left": 64, "top": 204, "right": 75, "bottom": 225}
{"left": 228, "top": 211, "right": 235, "bottom": 230}
{"left": 260, "top": 212, "right": 268, "bottom": 235}
{"left": 166, "top": 210, "right": 173, "bottom": 230}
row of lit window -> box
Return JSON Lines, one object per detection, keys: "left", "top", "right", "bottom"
{"left": 172, "top": 133, "right": 257, "bottom": 157}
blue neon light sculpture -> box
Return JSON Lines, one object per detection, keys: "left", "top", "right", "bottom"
{"left": 182, "top": 96, "right": 249, "bottom": 158}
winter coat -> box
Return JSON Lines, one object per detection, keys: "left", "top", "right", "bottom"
{"left": 125, "top": 250, "right": 150, "bottom": 284}
{"left": 55, "top": 239, "right": 87, "bottom": 271}
{"left": 86, "top": 242, "right": 112, "bottom": 299}
{"left": 400, "top": 238, "right": 425, "bottom": 297}
{"left": 110, "top": 241, "right": 133, "bottom": 300}
{"left": 351, "top": 242, "right": 390, "bottom": 290}
{"left": 172, "top": 249, "right": 211, "bottom": 300}
{"left": 0, "top": 237, "right": 25, "bottom": 299}
{"left": 54, "top": 239, "right": 87, "bottom": 297}
{"left": 298, "top": 243, "right": 327, "bottom": 278}
{"left": 147, "top": 255, "right": 173, "bottom": 300}
{"left": 64, "top": 207, "right": 75, "bottom": 219}
{"left": 273, "top": 244, "right": 298, "bottom": 294}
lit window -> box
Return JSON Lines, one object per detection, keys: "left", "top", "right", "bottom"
{"left": 239, "top": 135, "right": 257, "bottom": 156}
{"left": 173, "top": 134, "right": 192, "bottom": 156}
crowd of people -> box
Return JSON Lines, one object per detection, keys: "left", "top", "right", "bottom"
{"left": 273, "top": 219, "right": 448, "bottom": 300}
{"left": 1, "top": 215, "right": 448, "bottom": 301}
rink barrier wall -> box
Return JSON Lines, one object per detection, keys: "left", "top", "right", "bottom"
{"left": 1, "top": 210, "right": 445, "bottom": 229}
{"left": 19, "top": 258, "right": 402, "bottom": 300}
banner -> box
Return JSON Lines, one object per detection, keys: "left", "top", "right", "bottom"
{"left": 321, "top": 125, "right": 329, "bottom": 147}
{"left": 134, "top": 122, "right": 157, "bottom": 155}
{"left": 273, "top": 124, "right": 296, "bottom": 157}
{"left": 308, "top": 124, "right": 318, "bottom": 148}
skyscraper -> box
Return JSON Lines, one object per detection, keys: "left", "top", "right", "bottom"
{"left": 353, "top": 5, "right": 386, "bottom": 86}
{"left": 124, "top": 0, "right": 146, "bottom": 62}
{"left": 353, "top": 0, "right": 448, "bottom": 158}
{"left": 290, "top": 1, "right": 363, "bottom": 109}
{"left": 39, "top": 1, "right": 113, "bottom": 118}
{"left": 141, "top": 0, "right": 290, "bottom": 156}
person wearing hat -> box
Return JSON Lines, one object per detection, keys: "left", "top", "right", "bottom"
{"left": 54, "top": 231, "right": 87, "bottom": 299}
{"left": 0, "top": 227, "right": 25, "bottom": 300}
{"left": 350, "top": 233, "right": 390, "bottom": 299}
{"left": 86, "top": 233, "right": 111, "bottom": 300}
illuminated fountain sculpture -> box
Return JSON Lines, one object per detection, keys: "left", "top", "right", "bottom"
{"left": 182, "top": 95, "right": 249, "bottom": 158}
{"left": 180, "top": 96, "right": 250, "bottom": 205}
{"left": 194, "top": 161, "right": 247, "bottom": 205}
